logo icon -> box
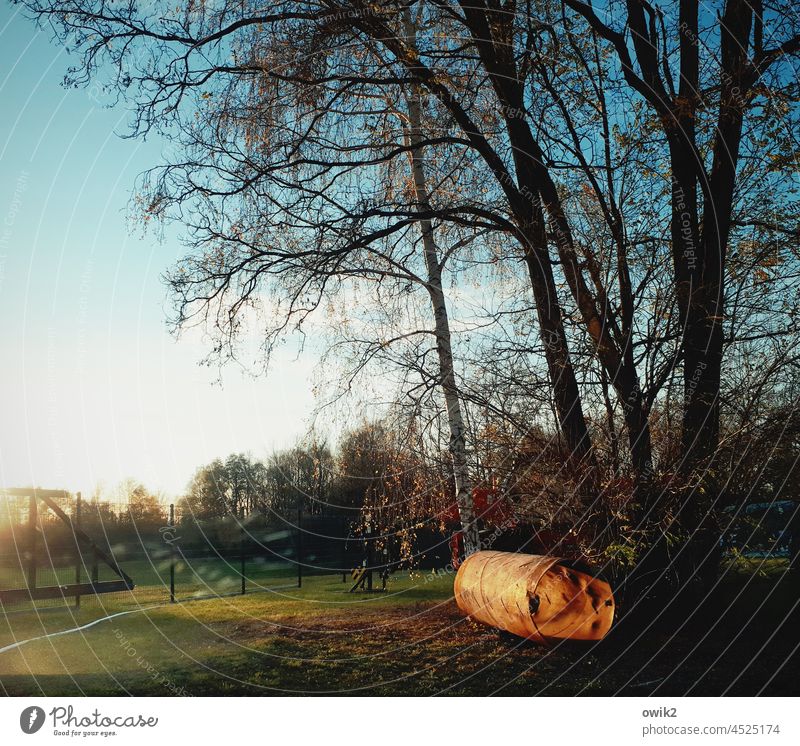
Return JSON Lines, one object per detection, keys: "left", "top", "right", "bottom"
{"left": 20, "top": 706, "right": 45, "bottom": 735}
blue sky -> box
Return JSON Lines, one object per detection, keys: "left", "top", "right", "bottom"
{"left": 0, "top": 5, "right": 315, "bottom": 498}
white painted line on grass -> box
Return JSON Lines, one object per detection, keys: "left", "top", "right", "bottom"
{"left": 0, "top": 605, "right": 163, "bottom": 655}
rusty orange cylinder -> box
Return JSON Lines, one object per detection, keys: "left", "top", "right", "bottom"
{"left": 454, "top": 550, "right": 614, "bottom": 644}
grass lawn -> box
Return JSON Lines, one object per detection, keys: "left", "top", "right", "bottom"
{"left": 0, "top": 563, "right": 797, "bottom": 696}
{"left": 0, "top": 554, "right": 298, "bottom": 603}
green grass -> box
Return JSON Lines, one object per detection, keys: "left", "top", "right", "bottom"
{"left": 0, "top": 565, "right": 797, "bottom": 696}
{"left": 0, "top": 555, "right": 298, "bottom": 610}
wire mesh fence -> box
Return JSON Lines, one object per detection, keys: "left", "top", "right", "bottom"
{"left": 0, "top": 487, "right": 459, "bottom": 613}
{"left": 0, "top": 489, "right": 303, "bottom": 614}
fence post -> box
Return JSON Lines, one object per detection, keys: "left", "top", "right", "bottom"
{"left": 240, "top": 507, "right": 246, "bottom": 596}
{"left": 75, "top": 492, "right": 82, "bottom": 610}
{"left": 169, "top": 503, "right": 176, "bottom": 603}
{"left": 88, "top": 497, "right": 99, "bottom": 586}
{"left": 27, "top": 493, "right": 37, "bottom": 594}
{"left": 91, "top": 545, "right": 99, "bottom": 584}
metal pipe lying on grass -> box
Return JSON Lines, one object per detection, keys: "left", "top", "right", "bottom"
{"left": 454, "top": 550, "right": 615, "bottom": 644}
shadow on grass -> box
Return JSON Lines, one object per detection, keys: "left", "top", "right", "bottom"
{"left": 1, "top": 566, "right": 796, "bottom": 696}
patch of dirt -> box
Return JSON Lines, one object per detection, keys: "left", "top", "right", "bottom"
{"left": 224, "top": 600, "right": 484, "bottom": 646}
{"left": 206, "top": 594, "right": 800, "bottom": 695}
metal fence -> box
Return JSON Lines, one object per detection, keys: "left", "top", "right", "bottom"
{"left": 0, "top": 488, "right": 463, "bottom": 613}
{"left": 0, "top": 489, "right": 302, "bottom": 613}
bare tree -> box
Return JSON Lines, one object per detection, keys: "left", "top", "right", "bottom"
{"left": 19, "top": 0, "right": 800, "bottom": 598}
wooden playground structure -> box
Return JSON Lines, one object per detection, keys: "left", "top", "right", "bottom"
{"left": 0, "top": 487, "right": 135, "bottom": 607}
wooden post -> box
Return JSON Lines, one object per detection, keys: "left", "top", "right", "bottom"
{"left": 169, "top": 503, "right": 175, "bottom": 603}
{"left": 75, "top": 492, "right": 82, "bottom": 610}
{"left": 90, "top": 493, "right": 99, "bottom": 585}
{"left": 27, "top": 493, "right": 37, "bottom": 594}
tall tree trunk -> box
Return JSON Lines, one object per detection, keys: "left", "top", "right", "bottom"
{"left": 520, "top": 213, "right": 598, "bottom": 482}
{"left": 672, "top": 0, "right": 753, "bottom": 590}
{"left": 402, "top": 11, "right": 480, "bottom": 556}
{"left": 680, "top": 0, "right": 752, "bottom": 480}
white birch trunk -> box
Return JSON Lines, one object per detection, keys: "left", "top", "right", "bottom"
{"left": 402, "top": 10, "right": 480, "bottom": 557}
